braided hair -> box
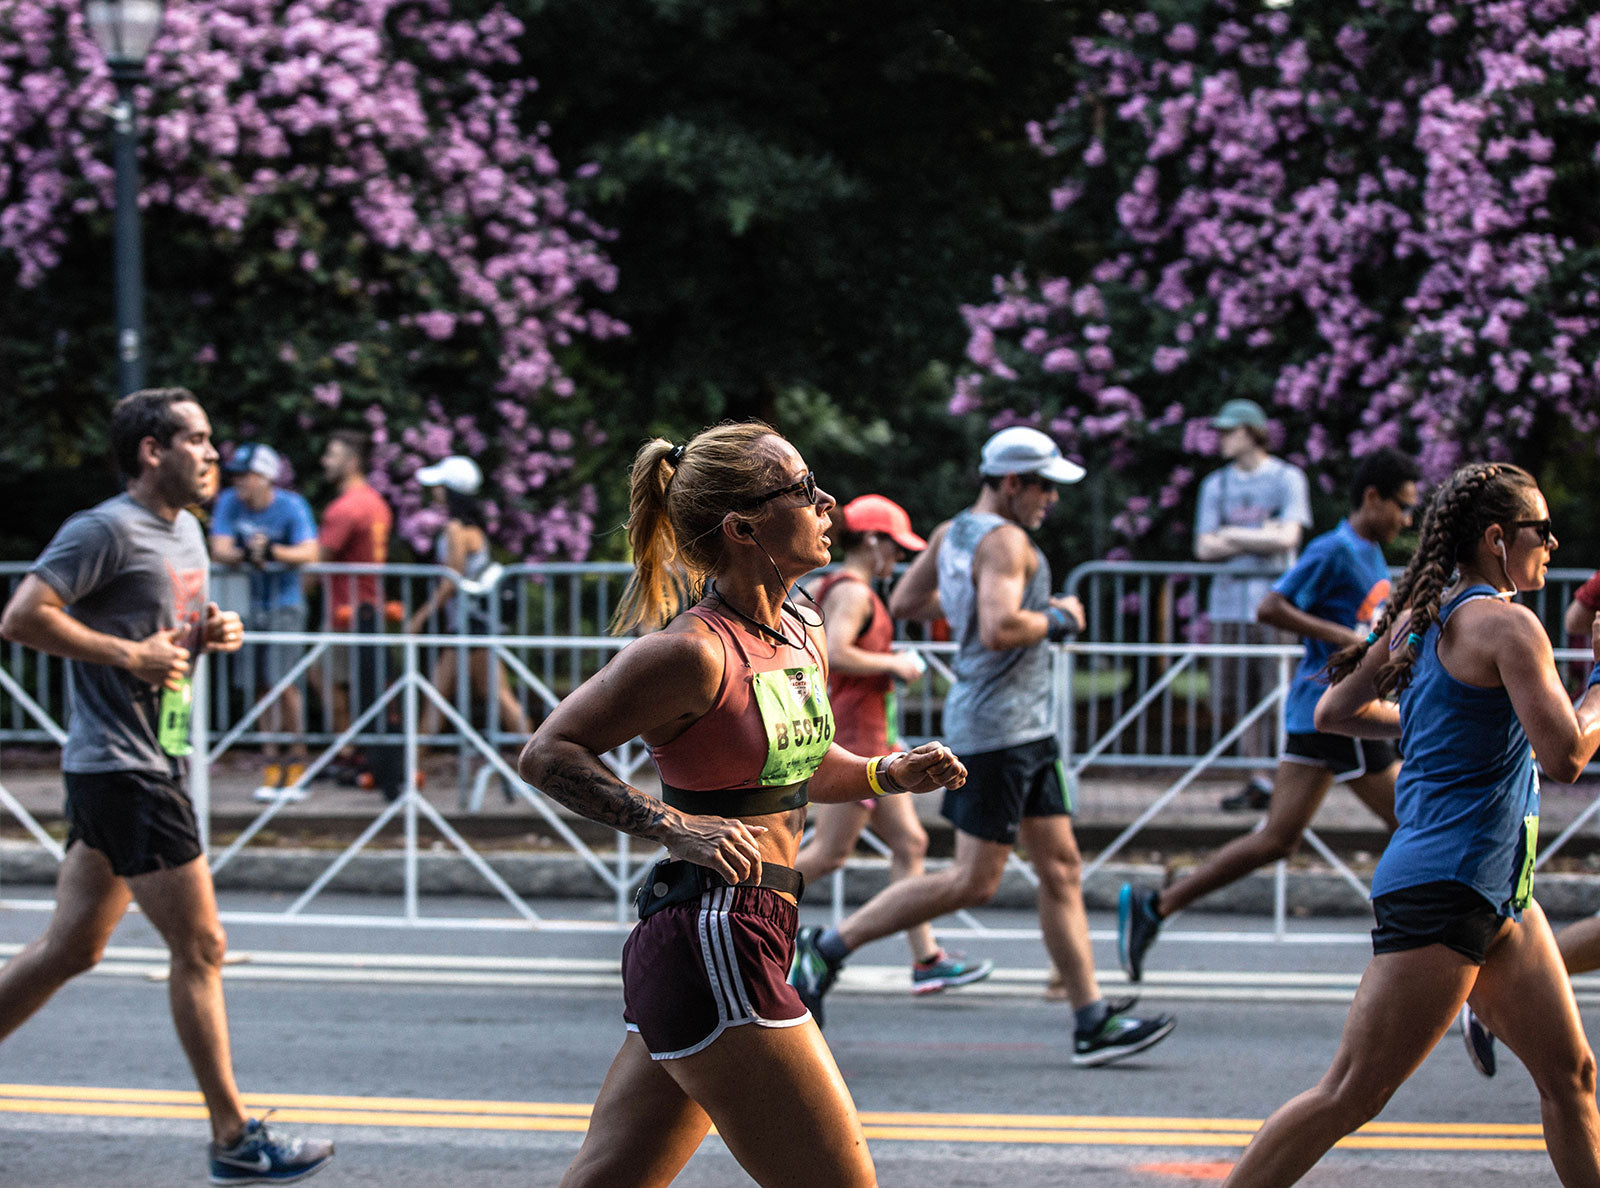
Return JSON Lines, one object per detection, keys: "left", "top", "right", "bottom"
{"left": 1325, "top": 461, "right": 1538, "bottom": 697}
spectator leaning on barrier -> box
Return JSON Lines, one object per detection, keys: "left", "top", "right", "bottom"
{"left": 210, "top": 442, "right": 319, "bottom": 802}
{"left": 1194, "top": 397, "right": 1313, "bottom": 811}
{"left": 406, "top": 455, "right": 531, "bottom": 752}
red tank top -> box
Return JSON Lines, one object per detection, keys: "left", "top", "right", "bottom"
{"left": 811, "top": 572, "right": 894, "bottom": 755}
{"left": 650, "top": 606, "right": 834, "bottom": 811}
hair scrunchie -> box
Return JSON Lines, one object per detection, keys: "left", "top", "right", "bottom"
{"left": 1364, "top": 630, "right": 1379, "bottom": 645}
{"left": 666, "top": 444, "right": 685, "bottom": 466}
{"left": 1406, "top": 632, "right": 1423, "bottom": 648}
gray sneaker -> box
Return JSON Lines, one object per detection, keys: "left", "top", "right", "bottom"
{"left": 209, "top": 1114, "right": 333, "bottom": 1184}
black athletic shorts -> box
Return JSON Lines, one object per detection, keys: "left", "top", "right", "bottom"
{"left": 941, "top": 736, "right": 1071, "bottom": 846}
{"left": 64, "top": 770, "right": 204, "bottom": 878}
{"left": 1282, "top": 733, "right": 1398, "bottom": 782}
{"left": 1371, "top": 879, "right": 1506, "bottom": 965}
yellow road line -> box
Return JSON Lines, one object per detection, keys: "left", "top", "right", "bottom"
{"left": 0, "top": 1084, "right": 1547, "bottom": 1153}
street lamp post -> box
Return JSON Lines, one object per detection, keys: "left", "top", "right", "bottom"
{"left": 82, "top": 0, "right": 166, "bottom": 397}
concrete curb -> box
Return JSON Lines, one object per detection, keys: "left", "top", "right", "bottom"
{"left": 4, "top": 841, "right": 1598, "bottom": 918}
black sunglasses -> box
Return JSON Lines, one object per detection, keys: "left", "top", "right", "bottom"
{"left": 1511, "top": 518, "right": 1554, "bottom": 546}
{"left": 1388, "top": 495, "right": 1416, "bottom": 516}
{"left": 738, "top": 470, "right": 817, "bottom": 509}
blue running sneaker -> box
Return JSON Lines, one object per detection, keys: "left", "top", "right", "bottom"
{"left": 911, "top": 949, "right": 995, "bottom": 995}
{"left": 1072, "top": 1011, "right": 1176, "bottom": 1068}
{"left": 1460, "top": 1004, "right": 1497, "bottom": 1077}
{"left": 209, "top": 1115, "right": 334, "bottom": 1184}
{"left": 788, "top": 925, "right": 841, "bottom": 1028}
{"left": 1117, "top": 882, "right": 1163, "bottom": 983}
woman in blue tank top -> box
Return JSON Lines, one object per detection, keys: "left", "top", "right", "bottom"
{"left": 1225, "top": 462, "right": 1600, "bottom": 1187}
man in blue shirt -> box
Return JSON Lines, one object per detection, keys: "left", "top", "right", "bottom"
{"left": 210, "top": 443, "right": 320, "bottom": 801}
{"left": 1120, "top": 446, "right": 1422, "bottom": 981}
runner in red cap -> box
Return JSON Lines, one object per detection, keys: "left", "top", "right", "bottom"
{"left": 796, "top": 495, "right": 994, "bottom": 997}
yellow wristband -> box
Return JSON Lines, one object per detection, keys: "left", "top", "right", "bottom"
{"left": 865, "top": 755, "right": 892, "bottom": 798}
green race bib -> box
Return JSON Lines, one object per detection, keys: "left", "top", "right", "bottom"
{"left": 750, "top": 666, "right": 834, "bottom": 786}
{"left": 1514, "top": 812, "right": 1539, "bottom": 911}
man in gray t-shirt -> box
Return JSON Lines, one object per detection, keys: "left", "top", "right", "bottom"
{"left": 0, "top": 389, "right": 333, "bottom": 1182}
{"left": 1194, "top": 399, "right": 1312, "bottom": 622}
{"left": 1194, "top": 398, "right": 1313, "bottom": 808}
{"left": 788, "top": 428, "right": 1175, "bottom": 1068}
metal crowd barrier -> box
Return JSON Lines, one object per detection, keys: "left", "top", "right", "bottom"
{"left": 3, "top": 559, "right": 1598, "bottom": 941}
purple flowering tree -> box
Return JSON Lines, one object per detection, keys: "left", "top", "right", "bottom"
{"left": 954, "top": 0, "right": 1600, "bottom": 556}
{"left": 0, "top": 0, "right": 623, "bottom": 559}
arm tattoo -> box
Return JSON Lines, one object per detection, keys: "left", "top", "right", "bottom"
{"left": 541, "top": 754, "right": 668, "bottom": 840}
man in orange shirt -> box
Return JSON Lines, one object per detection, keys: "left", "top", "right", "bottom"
{"left": 315, "top": 430, "right": 399, "bottom": 794}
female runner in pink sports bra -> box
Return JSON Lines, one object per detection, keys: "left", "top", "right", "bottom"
{"left": 519, "top": 421, "right": 966, "bottom": 1188}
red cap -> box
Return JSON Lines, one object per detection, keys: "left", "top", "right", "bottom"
{"left": 838, "top": 495, "right": 926, "bottom": 551}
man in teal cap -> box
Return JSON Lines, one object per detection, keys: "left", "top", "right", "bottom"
{"left": 1195, "top": 398, "right": 1311, "bottom": 810}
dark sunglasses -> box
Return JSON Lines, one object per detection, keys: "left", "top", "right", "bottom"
{"left": 1511, "top": 518, "right": 1554, "bottom": 546}
{"left": 738, "top": 470, "right": 817, "bottom": 509}
{"left": 1388, "top": 495, "right": 1416, "bottom": 516}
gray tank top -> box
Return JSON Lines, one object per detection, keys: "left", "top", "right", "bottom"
{"left": 936, "top": 509, "right": 1055, "bottom": 754}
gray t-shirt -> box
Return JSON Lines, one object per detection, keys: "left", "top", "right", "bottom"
{"left": 32, "top": 494, "right": 210, "bottom": 775}
{"left": 937, "top": 509, "right": 1055, "bottom": 754}
{"left": 1194, "top": 456, "right": 1312, "bottom": 622}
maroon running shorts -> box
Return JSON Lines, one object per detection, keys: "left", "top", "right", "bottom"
{"left": 622, "top": 884, "right": 809, "bottom": 1060}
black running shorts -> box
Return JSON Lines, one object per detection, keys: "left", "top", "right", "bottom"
{"left": 64, "top": 769, "right": 204, "bottom": 877}
{"left": 941, "top": 736, "right": 1072, "bottom": 846}
{"left": 1371, "top": 879, "right": 1506, "bottom": 965}
{"left": 1282, "top": 733, "right": 1398, "bottom": 782}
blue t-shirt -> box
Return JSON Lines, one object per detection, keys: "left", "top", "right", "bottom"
{"left": 1375, "top": 585, "right": 1540, "bottom": 919}
{"left": 1270, "top": 519, "right": 1390, "bottom": 734}
{"left": 211, "top": 487, "right": 317, "bottom": 611}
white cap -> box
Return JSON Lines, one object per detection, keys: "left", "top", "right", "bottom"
{"left": 416, "top": 455, "right": 482, "bottom": 495}
{"left": 225, "top": 442, "right": 282, "bottom": 482}
{"left": 978, "top": 427, "right": 1085, "bottom": 484}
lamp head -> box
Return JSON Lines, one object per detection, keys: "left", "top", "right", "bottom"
{"left": 83, "top": 0, "right": 166, "bottom": 72}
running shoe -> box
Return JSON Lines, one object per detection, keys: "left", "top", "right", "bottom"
{"left": 1117, "top": 883, "right": 1163, "bottom": 983}
{"left": 1220, "top": 775, "right": 1273, "bottom": 812}
{"left": 1459, "top": 1003, "right": 1497, "bottom": 1078}
{"left": 788, "top": 925, "right": 841, "bottom": 1028}
{"left": 911, "top": 949, "right": 995, "bottom": 996}
{"left": 1071, "top": 1011, "right": 1176, "bottom": 1068}
{"left": 209, "top": 1115, "right": 334, "bottom": 1184}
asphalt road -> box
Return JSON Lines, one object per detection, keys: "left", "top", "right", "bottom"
{"left": 0, "top": 892, "right": 1587, "bottom": 1187}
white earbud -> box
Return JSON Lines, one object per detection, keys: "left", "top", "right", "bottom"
{"left": 1495, "top": 537, "right": 1518, "bottom": 597}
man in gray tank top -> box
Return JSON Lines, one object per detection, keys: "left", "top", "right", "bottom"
{"left": 788, "top": 428, "right": 1175, "bottom": 1067}
{"left": 0, "top": 389, "right": 334, "bottom": 1183}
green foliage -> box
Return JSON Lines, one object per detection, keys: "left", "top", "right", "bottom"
{"left": 516, "top": 0, "right": 1116, "bottom": 558}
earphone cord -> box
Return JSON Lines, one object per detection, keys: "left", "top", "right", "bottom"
{"left": 1496, "top": 541, "right": 1519, "bottom": 600}
{"left": 708, "top": 581, "right": 805, "bottom": 649}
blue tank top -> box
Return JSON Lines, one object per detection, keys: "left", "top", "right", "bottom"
{"left": 1372, "top": 585, "right": 1540, "bottom": 918}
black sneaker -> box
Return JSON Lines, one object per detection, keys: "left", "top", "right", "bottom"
{"left": 1117, "top": 883, "right": 1163, "bottom": 983}
{"left": 1072, "top": 1012, "right": 1176, "bottom": 1068}
{"left": 788, "top": 925, "right": 841, "bottom": 1028}
{"left": 209, "top": 1115, "right": 334, "bottom": 1184}
{"left": 1220, "top": 775, "right": 1272, "bottom": 812}
{"left": 1460, "top": 1004, "right": 1497, "bottom": 1077}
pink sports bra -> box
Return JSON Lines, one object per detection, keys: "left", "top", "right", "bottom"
{"left": 650, "top": 605, "right": 835, "bottom": 817}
